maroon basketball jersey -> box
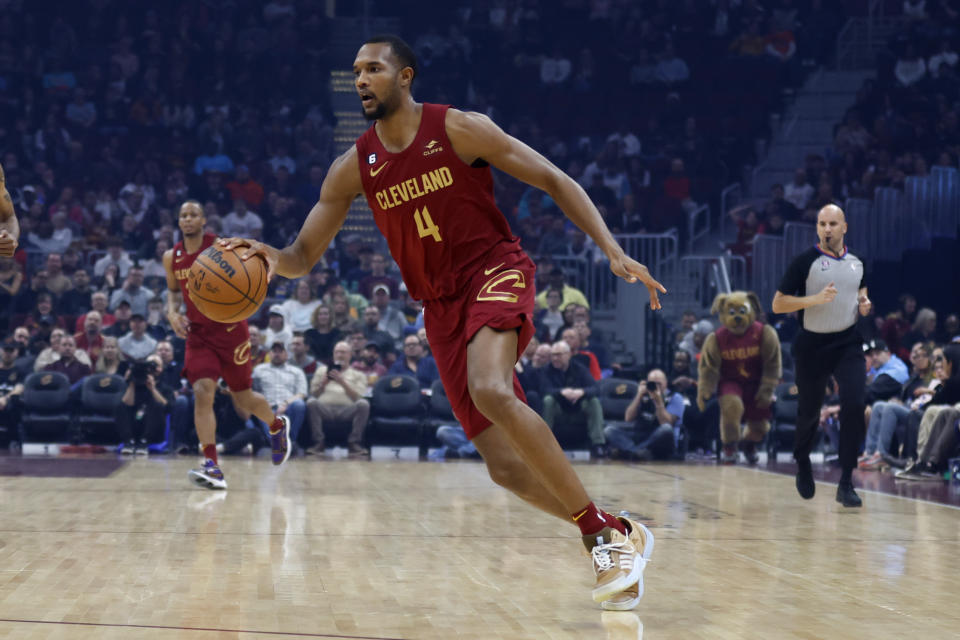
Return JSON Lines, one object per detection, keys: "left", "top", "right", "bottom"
{"left": 715, "top": 321, "right": 764, "bottom": 381}
{"left": 356, "top": 103, "right": 522, "bottom": 301}
{"left": 172, "top": 233, "right": 246, "bottom": 333}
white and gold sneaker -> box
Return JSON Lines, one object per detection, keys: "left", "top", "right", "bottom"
{"left": 584, "top": 525, "right": 642, "bottom": 603}
{"left": 600, "top": 516, "right": 654, "bottom": 610}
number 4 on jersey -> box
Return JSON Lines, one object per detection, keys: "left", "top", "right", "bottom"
{"left": 414, "top": 206, "right": 442, "bottom": 243}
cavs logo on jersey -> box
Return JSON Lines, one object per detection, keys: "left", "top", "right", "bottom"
{"left": 423, "top": 139, "right": 443, "bottom": 156}
{"left": 233, "top": 341, "right": 251, "bottom": 366}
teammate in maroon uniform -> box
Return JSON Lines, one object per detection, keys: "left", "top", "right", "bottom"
{"left": 223, "top": 36, "right": 663, "bottom": 608}
{"left": 164, "top": 201, "right": 291, "bottom": 490}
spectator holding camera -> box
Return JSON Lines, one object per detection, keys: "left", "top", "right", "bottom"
{"left": 117, "top": 355, "right": 173, "bottom": 454}
{"left": 305, "top": 340, "right": 370, "bottom": 458}
{"left": 606, "top": 369, "right": 685, "bottom": 461}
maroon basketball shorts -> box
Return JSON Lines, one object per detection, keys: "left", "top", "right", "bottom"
{"left": 424, "top": 247, "right": 537, "bottom": 439}
{"left": 183, "top": 322, "right": 253, "bottom": 392}
{"left": 718, "top": 380, "right": 772, "bottom": 421}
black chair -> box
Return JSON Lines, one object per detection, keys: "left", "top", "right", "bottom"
{"left": 768, "top": 381, "right": 799, "bottom": 458}
{"left": 426, "top": 378, "right": 456, "bottom": 426}
{"left": 76, "top": 374, "right": 126, "bottom": 442}
{"left": 598, "top": 377, "right": 639, "bottom": 430}
{"left": 21, "top": 371, "right": 74, "bottom": 442}
{"left": 367, "top": 374, "right": 427, "bottom": 456}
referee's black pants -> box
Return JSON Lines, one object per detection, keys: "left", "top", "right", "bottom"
{"left": 793, "top": 327, "right": 866, "bottom": 473}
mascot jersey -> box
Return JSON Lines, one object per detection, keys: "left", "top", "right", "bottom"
{"left": 716, "top": 321, "right": 764, "bottom": 382}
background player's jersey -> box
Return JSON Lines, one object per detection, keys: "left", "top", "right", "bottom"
{"left": 356, "top": 103, "right": 521, "bottom": 301}
{"left": 172, "top": 233, "right": 246, "bottom": 335}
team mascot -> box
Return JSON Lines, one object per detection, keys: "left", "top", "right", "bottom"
{"left": 697, "top": 291, "right": 781, "bottom": 464}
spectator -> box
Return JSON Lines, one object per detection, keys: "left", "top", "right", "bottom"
{"left": 352, "top": 340, "right": 387, "bottom": 387}
{"left": 928, "top": 40, "right": 958, "bottom": 78}
{"left": 280, "top": 280, "right": 322, "bottom": 333}
{"left": 109, "top": 265, "right": 152, "bottom": 315}
{"left": 75, "top": 291, "right": 115, "bottom": 333}
{"left": 361, "top": 305, "right": 398, "bottom": 360}
{"left": 654, "top": 42, "right": 690, "bottom": 85}
{"left": 262, "top": 304, "right": 293, "bottom": 351}
{"left": 93, "top": 238, "right": 133, "bottom": 279}
{"left": 864, "top": 338, "right": 910, "bottom": 405}
{"left": 104, "top": 300, "right": 133, "bottom": 338}
{"left": 43, "top": 253, "right": 73, "bottom": 296}
{"left": 304, "top": 303, "right": 340, "bottom": 364}
{"left": 901, "top": 308, "right": 938, "bottom": 353}
{"left": 679, "top": 319, "right": 714, "bottom": 361}
{"left": 221, "top": 198, "right": 264, "bottom": 239}
{"left": 358, "top": 253, "right": 400, "bottom": 300}
{"left": 305, "top": 340, "right": 370, "bottom": 458}
{"left": 370, "top": 283, "right": 406, "bottom": 342}
{"left": 27, "top": 212, "right": 73, "bottom": 255}
{"left": 0, "top": 339, "right": 25, "bottom": 439}
{"left": 288, "top": 333, "right": 317, "bottom": 377}
{"left": 561, "top": 327, "right": 602, "bottom": 381}
{"left": 534, "top": 267, "right": 590, "bottom": 311}
{"left": 248, "top": 326, "right": 269, "bottom": 367}
{"left": 35, "top": 327, "right": 92, "bottom": 370}
{"left": 860, "top": 341, "right": 936, "bottom": 470}
{"left": 388, "top": 333, "right": 439, "bottom": 388}
{"left": 540, "top": 46, "right": 572, "bottom": 85}
{"left": 74, "top": 310, "right": 106, "bottom": 362}
{"left": 43, "top": 334, "right": 91, "bottom": 384}
{"left": 141, "top": 239, "right": 170, "bottom": 280}
{"left": 118, "top": 313, "right": 157, "bottom": 361}
{"left": 225, "top": 165, "right": 265, "bottom": 209}
{"left": 94, "top": 336, "right": 127, "bottom": 376}
{"left": 894, "top": 44, "right": 926, "bottom": 87}
{"left": 535, "top": 287, "right": 566, "bottom": 341}
{"left": 252, "top": 341, "right": 308, "bottom": 451}
{"left": 606, "top": 369, "right": 685, "bottom": 461}
{"left": 154, "top": 340, "right": 180, "bottom": 390}
{"left": 540, "top": 341, "right": 606, "bottom": 458}
{"left": 116, "top": 355, "right": 173, "bottom": 454}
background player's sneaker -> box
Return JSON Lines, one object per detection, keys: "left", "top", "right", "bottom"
{"left": 270, "top": 415, "right": 291, "bottom": 466}
{"left": 188, "top": 459, "right": 227, "bottom": 490}
{"left": 601, "top": 517, "right": 655, "bottom": 611}
{"left": 584, "top": 526, "right": 642, "bottom": 603}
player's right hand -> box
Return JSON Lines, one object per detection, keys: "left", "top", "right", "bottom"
{"left": 819, "top": 282, "right": 838, "bottom": 304}
{"left": 218, "top": 237, "right": 280, "bottom": 281}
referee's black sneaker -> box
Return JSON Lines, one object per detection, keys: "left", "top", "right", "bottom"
{"left": 835, "top": 481, "right": 862, "bottom": 508}
{"left": 795, "top": 455, "right": 815, "bottom": 499}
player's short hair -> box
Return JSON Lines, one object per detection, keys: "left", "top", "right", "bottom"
{"left": 365, "top": 34, "right": 418, "bottom": 85}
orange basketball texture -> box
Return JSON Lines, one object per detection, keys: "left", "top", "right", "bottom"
{"left": 187, "top": 246, "right": 268, "bottom": 323}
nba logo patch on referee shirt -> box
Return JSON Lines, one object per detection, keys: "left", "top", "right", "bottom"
{"left": 820, "top": 258, "right": 830, "bottom": 270}
{"left": 367, "top": 153, "right": 377, "bottom": 165}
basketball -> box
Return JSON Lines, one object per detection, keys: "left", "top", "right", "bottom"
{"left": 187, "top": 244, "right": 268, "bottom": 323}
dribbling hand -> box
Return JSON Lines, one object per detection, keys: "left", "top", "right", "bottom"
{"left": 608, "top": 252, "right": 667, "bottom": 310}
{"left": 218, "top": 237, "right": 280, "bottom": 282}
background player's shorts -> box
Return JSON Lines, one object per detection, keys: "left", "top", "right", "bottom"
{"left": 425, "top": 246, "right": 536, "bottom": 439}
{"left": 718, "top": 380, "right": 772, "bottom": 421}
{"left": 183, "top": 322, "right": 253, "bottom": 392}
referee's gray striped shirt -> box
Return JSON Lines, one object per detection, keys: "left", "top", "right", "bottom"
{"left": 777, "top": 246, "right": 864, "bottom": 334}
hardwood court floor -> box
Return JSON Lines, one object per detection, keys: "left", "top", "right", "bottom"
{"left": 1, "top": 455, "right": 959, "bottom": 639}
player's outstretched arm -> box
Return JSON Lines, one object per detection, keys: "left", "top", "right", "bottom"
{"left": 220, "top": 148, "right": 363, "bottom": 280}
{"left": 0, "top": 162, "right": 20, "bottom": 258}
{"left": 162, "top": 249, "right": 189, "bottom": 338}
{"left": 445, "top": 109, "right": 666, "bottom": 310}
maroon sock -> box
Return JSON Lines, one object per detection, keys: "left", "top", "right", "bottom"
{"left": 572, "top": 502, "right": 626, "bottom": 536}
{"left": 269, "top": 417, "right": 284, "bottom": 435}
{"left": 202, "top": 444, "right": 218, "bottom": 465}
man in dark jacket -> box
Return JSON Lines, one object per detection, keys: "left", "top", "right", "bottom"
{"left": 540, "top": 341, "right": 606, "bottom": 458}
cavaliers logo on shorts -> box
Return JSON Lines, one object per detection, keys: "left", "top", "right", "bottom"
{"left": 233, "top": 341, "right": 251, "bottom": 366}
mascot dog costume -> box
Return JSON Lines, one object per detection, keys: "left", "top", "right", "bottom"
{"left": 698, "top": 291, "right": 781, "bottom": 464}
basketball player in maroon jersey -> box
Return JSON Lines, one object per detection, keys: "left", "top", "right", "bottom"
{"left": 164, "top": 201, "right": 291, "bottom": 490}
{"left": 222, "top": 36, "right": 662, "bottom": 608}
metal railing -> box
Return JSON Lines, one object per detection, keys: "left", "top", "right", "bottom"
{"left": 719, "top": 182, "right": 742, "bottom": 242}
{"left": 686, "top": 203, "right": 711, "bottom": 254}
{"left": 550, "top": 230, "right": 680, "bottom": 312}
{"left": 675, "top": 254, "right": 748, "bottom": 312}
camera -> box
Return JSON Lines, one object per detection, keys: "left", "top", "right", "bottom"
{"left": 645, "top": 381, "right": 658, "bottom": 392}
{"left": 130, "top": 360, "right": 153, "bottom": 386}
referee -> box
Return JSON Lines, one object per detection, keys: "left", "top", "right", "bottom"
{"left": 772, "top": 205, "right": 872, "bottom": 508}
